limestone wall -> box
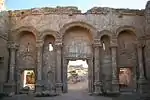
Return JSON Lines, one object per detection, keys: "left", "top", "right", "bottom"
{"left": 9, "top": 7, "right": 145, "bottom": 38}
{"left": 0, "top": 5, "right": 149, "bottom": 93}
{"left": 0, "top": 11, "right": 9, "bottom": 92}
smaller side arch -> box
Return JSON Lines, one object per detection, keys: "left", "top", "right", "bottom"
{"left": 39, "top": 29, "right": 60, "bottom": 41}
{"left": 116, "top": 26, "right": 138, "bottom": 38}
{"left": 11, "top": 26, "right": 39, "bottom": 42}
{"left": 98, "top": 30, "right": 113, "bottom": 41}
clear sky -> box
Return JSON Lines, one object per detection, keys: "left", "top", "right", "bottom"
{"left": 6, "top": 0, "right": 148, "bottom": 12}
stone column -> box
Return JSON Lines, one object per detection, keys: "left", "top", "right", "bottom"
{"left": 5, "top": 42, "right": 18, "bottom": 93}
{"left": 36, "top": 40, "right": 43, "bottom": 92}
{"left": 87, "top": 57, "right": 94, "bottom": 95}
{"left": 137, "top": 43, "right": 147, "bottom": 94}
{"left": 93, "top": 40, "right": 102, "bottom": 95}
{"left": 111, "top": 45, "right": 119, "bottom": 93}
{"left": 62, "top": 58, "right": 68, "bottom": 93}
{"left": 55, "top": 42, "right": 62, "bottom": 94}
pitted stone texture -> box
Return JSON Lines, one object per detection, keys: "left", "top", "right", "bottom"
{"left": 0, "top": 1, "right": 150, "bottom": 97}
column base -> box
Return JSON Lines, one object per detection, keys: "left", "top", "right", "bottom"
{"left": 55, "top": 83, "right": 62, "bottom": 94}
{"left": 112, "top": 79, "right": 120, "bottom": 94}
{"left": 138, "top": 78, "right": 148, "bottom": 94}
{"left": 0, "top": 82, "right": 4, "bottom": 93}
{"left": 35, "top": 80, "right": 43, "bottom": 93}
{"left": 94, "top": 81, "right": 102, "bottom": 95}
{"left": 3, "top": 81, "right": 16, "bottom": 95}
{"left": 104, "top": 80, "right": 112, "bottom": 94}
{"left": 137, "top": 79, "right": 150, "bottom": 100}
{"left": 62, "top": 83, "right": 68, "bottom": 93}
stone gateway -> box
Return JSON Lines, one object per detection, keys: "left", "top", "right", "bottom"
{"left": 0, "top": 1, "right": 150, "bottom": 96}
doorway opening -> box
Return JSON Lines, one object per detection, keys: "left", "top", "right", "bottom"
{"left": 119, "top": 68, "right": 133, "bottom": 91}
{"left": 67, "top": 60, "right": 88, "bottom": 92}
{"left": 22, "top": 70, "right": 35, "bottom": 90}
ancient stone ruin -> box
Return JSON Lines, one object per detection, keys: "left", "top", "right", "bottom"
{"left": 0, "top": 1, "right": 150, "bottom": 97}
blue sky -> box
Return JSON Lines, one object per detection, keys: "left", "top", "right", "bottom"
{"left": 6, "top": 0, "right": 148, "bottom": 12}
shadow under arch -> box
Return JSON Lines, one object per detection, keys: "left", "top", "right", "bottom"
{"left": 60, "top": 21, "right": 98, "bottom": 41}
{"left": 39, "top": 29, "right": 60, "bottom": 41}
{"left": 116, "top": 26, "right": 138, "bottom": 38}
{"left": 11, "top": 26, "right": 39, "bottom": 42}
{"left": 98, "top": 30, "right": 113, "bottom": 41}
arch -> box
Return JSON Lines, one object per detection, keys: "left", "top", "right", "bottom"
{"left": 40, "top": 29, "right": 60, "bottom": 41}
{"left": 43, "top": 35, "right": 55, "bottom": 51}
{"left": 60, "top": 21, "right": 98, "bottom": 40}
{"left": 98, "top": 30, "right": 113, "bottom": 40}
{"left": 116, "top": 26, "right": 138, "bottom": 38}
{"left": 11, "top": 26, "right": 39, "bottom": 42}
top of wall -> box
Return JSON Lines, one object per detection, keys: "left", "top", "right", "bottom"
{"left": 6, "top": 6, "right": 145, "bottom": 17}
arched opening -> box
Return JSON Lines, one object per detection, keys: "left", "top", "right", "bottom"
{"left": 67, "top": 60, "right": 88, "bottom": 92}
{"left": 43, "top": 35, "right": 55, "bottom": 52}
{"left": 117, "top": 30, "right": 137, "bottom": 92}
{"left": 62, "top": 26, "right": 93, "bottom": 93}
{"left": 42, "top": 35, "right": 56, "bottom": 90}
{"left": 63, "top": 26, "right": 93, "bottom": 58}
{"left": 17, "top": 31, "right": 36, "bottom": 91}
{"left": 101, "top": 35, "right": 110, "bottom": 55}
{"left": 118, "top": 30, "right": 137, "bottom": 50}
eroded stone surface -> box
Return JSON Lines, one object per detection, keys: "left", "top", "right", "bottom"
{"left": 0, "top": 1, "right": 150, "bottom": 98}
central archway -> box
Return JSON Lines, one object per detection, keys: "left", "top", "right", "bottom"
{"left": 62, "top": 26, "right": 94, "bottom": 93}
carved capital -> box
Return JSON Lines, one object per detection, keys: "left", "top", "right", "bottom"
{"left": 93, "top": 39, "right": 102, "bottom": 47}
{"left": 36, "top": 40, "right": 44, "bottom": 48}
{"left": 94, "top": 81, "right": 102, "bottom": 86}
{"left": 8, "top": 41, "right": 19, "bottom": 50}
{"left": 137, "top": 43, "right": 145, "bottom": 48}
{"left": 55, "top": 38, "right": 62, "bottom": 43}
{"left": 94, "top": 39, "right": 100, "bottom": 43}
{"left": 93, "top": 43, "right": 102, "bottom": 48}
{"left": 55, "top": 42, "right": 63, "bottom": 50}
{"left": 110, "top": 38, "right": 117, "bottom": 45}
